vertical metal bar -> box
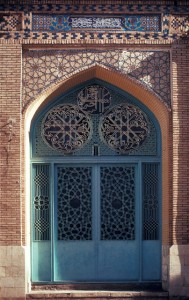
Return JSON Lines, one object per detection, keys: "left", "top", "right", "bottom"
{"left": 92, "top": 164, "right": 99, "bottom": 279}
{"left": 51, "top": 162, "right": 54, "bottom": 282}
{"left": 138, "top": 161, "right": 142, "bottom": 282}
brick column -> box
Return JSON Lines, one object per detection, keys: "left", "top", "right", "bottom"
{"left": 170, "top": 42, "right": 189, "bottom": 297}
{"left": 0, "top": 44, "right": 25, "bottom": 299}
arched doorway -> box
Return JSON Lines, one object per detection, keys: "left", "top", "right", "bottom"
{"left": 30, "top": 79, "right": 162, "bottom": 283}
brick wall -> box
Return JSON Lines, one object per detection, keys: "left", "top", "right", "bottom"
{"left": 172, "top": 44, "right": 189, "bottom": 245}
{"left": 0, "top": 44, "right": 22, "bottom": 245}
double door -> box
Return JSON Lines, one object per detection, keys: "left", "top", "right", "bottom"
{"left": 32, "top": 161, "right": 161, "bottom": 282}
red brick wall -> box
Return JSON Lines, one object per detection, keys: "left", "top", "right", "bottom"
{"left": 172, "top": 44, "right": 189, "bottom": 245}
{"left": 0, "top": 44, "right": 22, "bottom": 245}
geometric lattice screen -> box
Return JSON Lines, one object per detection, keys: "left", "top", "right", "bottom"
{"left": 33, "top": 83, "right": 157, "bottom": 157}
{"left": 33, "top": 164, "right": 50, "bottom": 241}
{"left": 101, "top": 166, "right": 135, "bottom": 240}
{"left": 142, "top": 163, "right": 159, "bottom": 240}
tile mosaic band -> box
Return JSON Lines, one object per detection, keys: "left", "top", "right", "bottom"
{"left": 32, "top": 14, "right": 161, "bottom": 32}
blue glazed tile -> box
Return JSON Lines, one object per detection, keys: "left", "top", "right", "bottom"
{"left": 89, "top": 33, "right": 94, "bottom": 39}
{"left": 5, "top": 32, "right": 11, "bottom": 39}
{"left": 116, "top": 33, "right": 123, "bottom": 39}
{"left": 52, "top": 32, "right": 58, "bottom": 39}
{"left": 171, "top": 34, "right": 178, "bottom": 39}
{"left": 134, "top": 33, "right": 141, "bottom": 39}
{"left": 144, "top": 33, "right": 150, "bottom": 39}
{"left": 23, "top": 32, "right": 30, "bottom": 39}
{"left": 106, "top": 33, "right": 113, "bottom": 39}
{"left": 82, "top": 6, "right": 87, "bottom": 11}
{"left": 24, "top": 18, "right": 31, "bottom": 25}
{"left": 46, "top": 4, "right": 53, "bottom": 11}
{"left": 97, "top": 33, "right": 103, "bottom": 39}
{"left": 24, "top": 28, "right": 31, "bottom": 33}
{"left": 38, "top": 5, "right": 45, "bottom": 11}
{"left": 55, "top": 5, "right": 63, "bottom": 11}
{"left": 137, "top": 5, "right": 143, "bottom": 12}
{"left": 33, "top": 32, "right": 40, "bottom": 39}
{"left": 125, "top": 33, "right": 131, "bottom": 39}
{"left": 71, "top": 32, "right": 77, "bottom": 39}
{"left": 65, "top": 5, "right": 71, "bottom": 11}
{"left": 89, "top": 5, "right": 96, "bottom": 11}
{"left": 61, "top": 33, "right": 69, "bottom": 39}
{"left": 152, "top": 33, "right": 159, "bottom": 39}
{"left": 14, "top": 32, "right": 21, "bottom": 39}
{"left": 42, "top": 32, "right": 49, "bottom": 39}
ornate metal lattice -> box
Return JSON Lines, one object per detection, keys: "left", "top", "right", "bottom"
{"left": 101, "top": 166, "right": 135, "bottom": 240}
{"left": 33, "top": 164, "right": 50, "bottom": 241}
{"left": 77, "top": 85, "right": 111, "bottom": 114}
{"left": 34, "top": 84, "right": 156, "bottom": 157}
{"left": 143, "top": 163, "right": 159, "bottom": 240}
{"left": 100, "top": 104, "right": 150, "bottom": 154}
{"left": 57, "top": 166, "right": 92, "bottom": 240}
{"left": 41, "top": 104, "right": 92, "bottom": 154}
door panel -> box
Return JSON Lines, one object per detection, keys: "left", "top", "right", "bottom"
{"left": 98, "top": 241, "right": 139, "bottom": 281}
{"left": 54, "top": 163, "right": 139, "bottom": 282}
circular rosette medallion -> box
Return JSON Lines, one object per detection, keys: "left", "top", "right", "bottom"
{"left": 100, "top": 103, "right": 150, "bottom": 154}
{"left": 77, "top": 85, "right": 111, "bottom": 114}
{"left": 41, "top": 104, "right": 92, "bottom": 154}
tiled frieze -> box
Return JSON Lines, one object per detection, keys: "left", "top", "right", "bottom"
{"left": 32, "top": 14, "right": 161, "bottom": 32}
{"left": 22, "top": 49, "right": 170, "bottom": 108}
{"left": 0, "top": 4, "right": 188, "bottom": 43}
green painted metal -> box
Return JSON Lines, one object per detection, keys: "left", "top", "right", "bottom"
{"left": 31, "top": 80, "right": 161, "bottom": 283}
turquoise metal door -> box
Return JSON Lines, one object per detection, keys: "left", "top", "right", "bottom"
{"left": 31, "top": 81, "right": 162, "bottom": 283}
{"left": 54, "top": 163, "right": 139, "bottom": 282}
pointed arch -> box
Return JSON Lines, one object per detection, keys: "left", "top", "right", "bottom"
{"left": 24, "top": 64, "right": 171, "bottom": 251}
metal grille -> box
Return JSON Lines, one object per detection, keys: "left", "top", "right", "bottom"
{"left": 34, "top": 84, "right": 157, "bottom": 157}
{"left": 143, "top": 163, "right": 159, "bottom": 240}
{"left": 41, "top": 104, "right": 92, "bottom": 154}
{"left": 33, "top": 164, "right": 50, "bottom": 241}
{"left": 100, "top": 103, "right": 150, "bottom": 154}
{"left": 101, "top": 166, "right": 135, "bottom": 240}
{"left": 57, "top": 166, "right": 92, "bottom": 240}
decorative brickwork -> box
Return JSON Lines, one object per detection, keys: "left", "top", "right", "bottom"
{"left": 0, "top": 4, "right": 188, "bottom": 43}
{"left": 22, "top": 49, "right": 171, "bottom": 108}
{"left": 0, "top": 14, "right": 22, "bottom": 31}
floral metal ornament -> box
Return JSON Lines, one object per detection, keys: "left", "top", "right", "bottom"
{"left": 100, "top": 103, "right": 150, "bottom": 154}
{"left": 77, "top": 85, "right": 111, "bottom": 114}
{"left": 41, "top": 104, "right": 92, "bottom": 154}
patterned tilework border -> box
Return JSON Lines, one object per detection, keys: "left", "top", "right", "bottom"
{"left": 22, "top": 49, "right": 171, "bottom": 109}
{"left": 0, "top": 4, "right": 188, "bottom": 43}
{"left": 32, "top": 14, "right": 161, "bottom": 32}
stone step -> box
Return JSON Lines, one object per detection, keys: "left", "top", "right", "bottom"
{"left": 27, "top": 290, "right": 169, "bottom": 299}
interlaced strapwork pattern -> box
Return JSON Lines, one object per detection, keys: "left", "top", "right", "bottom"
{"left": 23, "top": 50, "right": 170, "bottom": 108}
{"left": 33, "top": 164, "right": 50, "bottom": 241}
{"left": 57, "top": 167, "right": 92, "bottom": 240}
{"left": 41, "top": 104, "right": 92, "bottom": 154}
{"left": 143, "top": 163, "right": 159, "bottom": 240}
{"left": 100, "top": 103, "right": 150, "bottom": 154}
{"left": 34, "top": 84, "right": 157, "bottom": 157}
{"left": 101, "top": 166, "right": 135, "bottom": 240}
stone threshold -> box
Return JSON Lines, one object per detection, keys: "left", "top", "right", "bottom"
{"left": 27, "top": 290, "right": 168, "bottom": 299}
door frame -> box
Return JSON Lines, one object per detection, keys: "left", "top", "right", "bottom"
{"left": 31, "top": 155, "right": 161, "bottom": 283}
